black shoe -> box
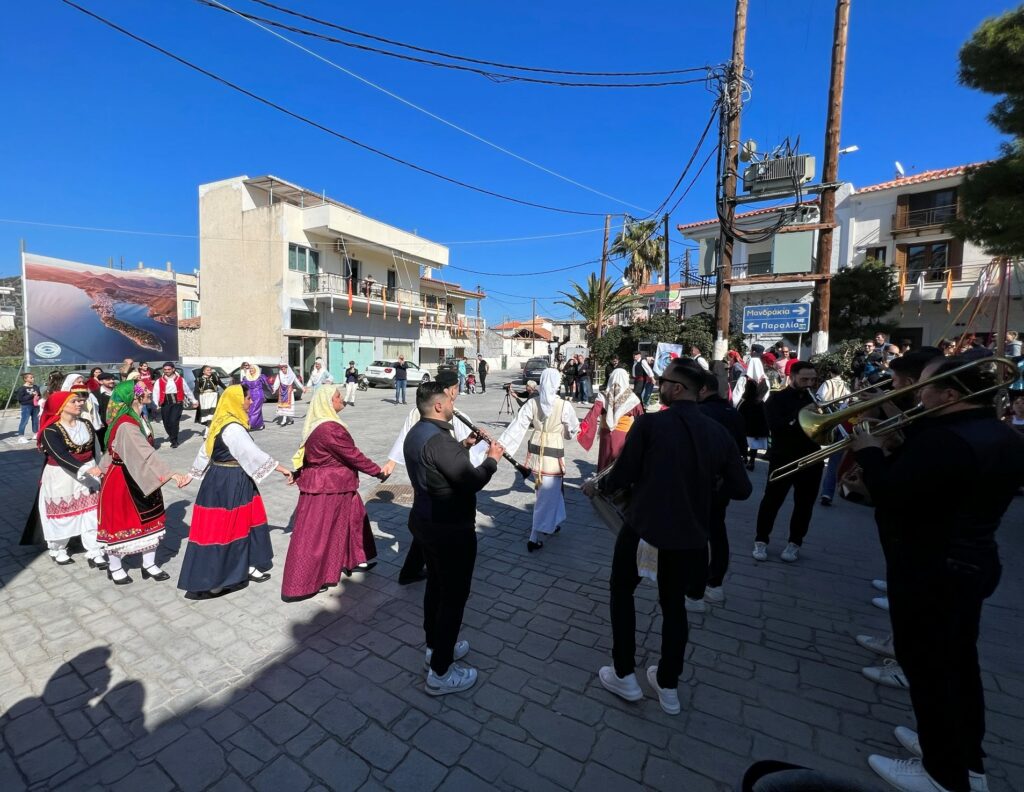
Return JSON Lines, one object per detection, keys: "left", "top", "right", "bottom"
{"left": 398, "top": 570, "right": 428, "bottom": 585}
{"left": 355, "top": 561, "right": 377, "bottom": 572}
{"left": 53, "top": 555, "right": 75, "bottom": 566}
{"left": 170, "top": 442, "right": 179, "bottom": 448}
{"left": 88, "top": 557, "right": 109, "bottom": 570}
{"left": 107, "top": 569, "right": 133, "bottom": 585}
{"left": 142, "top": 566, "right": 170, "bottom": 582}
{"left": 527, "top": 540, "right": 544, "bottom": 553}
{"left": 248, "top": 570, "right": 271, "bottom": 583}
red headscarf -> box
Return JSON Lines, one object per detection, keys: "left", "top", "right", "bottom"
{"left": 727, "top": 350, "right": 745, "bottom": 368}
{"left": 36, "top": 391, "right": 76, "bottom": 449}
{"left": 762, "top": 352, "right": 778, "bottom": 368}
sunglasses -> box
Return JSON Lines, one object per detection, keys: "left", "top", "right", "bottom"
{"left": 657, "top": 377, "right": 687, "bottom": 387}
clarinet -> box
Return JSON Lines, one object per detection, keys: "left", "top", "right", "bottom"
{"left": 452, "top": 409, "right": 531, "bottom": 478}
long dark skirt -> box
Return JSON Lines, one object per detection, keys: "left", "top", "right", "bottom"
{"left": 281, "top": 491, "right": 376, "bottom": 598}
{"left": 177, "top": 465, "right": 272, "bottom": 593}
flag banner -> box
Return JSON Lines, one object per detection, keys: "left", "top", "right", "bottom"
{"left": 653, "top": 342, "right": 683, "bottom": 376}
{"left": 22, "top": 252, "right": 178, "bottom": 366}
{"left": 914, "top": 273, "right": 925, "bottom": 317}
{"left": 945, "top": 270, "right": 954, "bottom": 313}
{"left": 382, "top": 287, "right": 387, "bottom": 320}
{"left": 347, "top": 277, "right": 353, "bottom": 316}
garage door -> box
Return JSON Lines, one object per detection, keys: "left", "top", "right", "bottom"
{"left": 328, "top": 339, "right": 374, "bottom": 381}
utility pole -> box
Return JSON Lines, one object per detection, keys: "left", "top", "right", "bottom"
{"left": 714, "top": 0, "right": 748, "bottom": 361}
{"left": 475, "top": 284, "right": 482, "bottom": 355}
{"left": 812, "top": 0, "right": 851, "bottom": 355}
{"left": 531, "top": 297, "right": 537, "bottom": 358}
{"left": 683, "top": 248, "right": 691, "bottom": 287}
{"left": 595, "top": 214, "right": 611, "bottom": 340}
{"left": 663, "top": 214, "right": 671, "bottom": 314}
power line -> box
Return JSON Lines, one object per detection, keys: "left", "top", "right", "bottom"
{"left": 447, "top": 258, "right": 602, "bottom": 277}
{"left": 197, "top": 1, "right": 710, "bottom": 89}
{"left": 244, "top": 0, "right": 712, "bottom": 78}
{"left": 58, "top": 0, "right": 608, "bottom": 217}
{"left": 203, "top": 0, "right": 652, "bottom": 213}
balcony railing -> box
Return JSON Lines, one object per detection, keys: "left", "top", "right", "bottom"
{"left": 421, "top": 311, "right": 486, "bottom": 333}
{"left": 302, "top": 273, "right": 419, "bottom": 306}
{"left": 892, "top": 203, "right": 958, "bottom": 233}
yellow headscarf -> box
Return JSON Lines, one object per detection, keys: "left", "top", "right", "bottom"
{"left": 292, "top": 384, "right": 346, "bottom": 469}
{"left": 205, "top": 384, "right": 251, "bottom": 457}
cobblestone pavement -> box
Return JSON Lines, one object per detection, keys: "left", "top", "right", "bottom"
{"left": 0, "top": 375, "right": 1021, "bottom": 791}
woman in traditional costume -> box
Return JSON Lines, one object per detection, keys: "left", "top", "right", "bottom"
{"left": 61, "top": 373, "right": 104, "bottom": 446}
{"left": 273, "top": 362, "right": 299, "bottom": 426}
{"left": 499, "top": 368, "right": 580, "bottom": 552}
{"left": 193, "top": 365, "right": 224, "bottom": 434}
{"left": 281, "top": 385, "right": 386, "bottom": 600}
{"left": 98, "top": 382, "right": 187, "bottom": 585}
{"left": 177, "top": 384, "right": 293, "bottom": 598}
{"left": 577, "top": 368, "right": 645, "bottom": 473}
{"left": 23, "top": 391, "right": 106, "bottom": 567}
{"left": 240, "top": 362, "right": 269, "bottom": 430}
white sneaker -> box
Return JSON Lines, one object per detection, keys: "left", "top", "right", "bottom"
{"left": 704, "top": 585, "right": 725, "bottom": 603}
{"left": 863, "top": 659, "right": 909, "bottom": 689}
{"left": 752, "top": 541, "right": 768, "bottom": 562}
{"left": 425, "top": 663, "right": 477, "bottom": 696}
{"left": 684, "top": 596, "right": 706, "bottom": 614}
{"left": 780, "top": 542, "right": 800, "bottom": 562}
{"left": 856, "top": 633, "right": 896, "bottom": 658}
{"left": 598, "top": 666, "right": 643, "bottom": 702}
{"left": 425, "top": 639, "right": 469, "bottom": 670}
{"left": 17, "top": 436, "right": 31, "bottom": 444}
{"left": 646, "top": 665, "right": 680, "bottom": 715}
{"left": 872, "top": 578, "right": 888, "bottom": 593}
{"left": 873, "top": 596, "right": 891, "bottom": 611}
{"left": 868, "top": 756, "right": 952, "bottom": 792}
{"left": 894, "top": 725, "right": 922, "bottom": 758}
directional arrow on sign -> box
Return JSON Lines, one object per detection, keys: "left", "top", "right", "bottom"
{"left": 793, "top": 306, "right": 808, "bottom": 315}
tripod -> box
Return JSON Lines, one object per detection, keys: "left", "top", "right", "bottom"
{"left": 499, "top": 386, "right": 518, "bottom": 417}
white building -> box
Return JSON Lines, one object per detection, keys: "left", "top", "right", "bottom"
{"left": 196, "top": 175, "right": 451, "bottom": 379}
{"left": 678, "top": 165, "right": 1022, "bottom": 350}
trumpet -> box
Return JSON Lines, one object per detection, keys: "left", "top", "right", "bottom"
{"left": 769, "top": 356, "right": 1020, "bottom": 482}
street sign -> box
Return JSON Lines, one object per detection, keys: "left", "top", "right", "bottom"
{"left": 741, "top": 303, "right": 811, "bottom": 334}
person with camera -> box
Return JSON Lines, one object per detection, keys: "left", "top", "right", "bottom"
{"left": 852, "top": 355, "right": 1024, "bottom": 792}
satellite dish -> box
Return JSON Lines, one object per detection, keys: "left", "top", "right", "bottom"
{"left": 894, "top": 161, "right": 905, "bottom": 177}
{"left": 740, "top": 139, "right": 758, "bottom": 163}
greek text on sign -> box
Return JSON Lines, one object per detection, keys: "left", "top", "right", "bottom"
{"left": 742, "top": 303, "right": 811, "bottom": 334}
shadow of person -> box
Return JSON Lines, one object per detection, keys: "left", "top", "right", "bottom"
{"left": 155, "top": 500, "right": 191, "bottom": 566}
{"left": 0, "top": 646, "right": 148, "bottom": 789}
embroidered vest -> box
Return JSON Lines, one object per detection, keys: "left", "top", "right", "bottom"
{"left": 527, "top": 398, "right": 567, "bottom": 475}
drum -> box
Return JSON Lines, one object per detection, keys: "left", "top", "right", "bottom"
{"left": 585, "top": 465, "right": 630, "bottom": 532}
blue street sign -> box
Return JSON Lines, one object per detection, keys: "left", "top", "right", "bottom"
{"left": 741, "top": 303, "right": 811, "bottom": 334}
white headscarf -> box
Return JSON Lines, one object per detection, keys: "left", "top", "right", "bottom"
{"left": 61, "top": 373, "right": 102, "bottom": 429}
{"left": 538, "top": 368, "right": 561, "bottom": 416}
{"left": 277, "top": 363, "right": 297, "bottom": 387}
{"left": 598, "top": 368, "right": 641, "bottom": 431}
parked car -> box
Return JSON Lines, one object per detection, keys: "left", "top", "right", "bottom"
{"left": 522, "top": 356, "right": 550, "bottom": 384}
{"left": 228, "top": 364, "right": 304, "bottom": 402}
{"left": 437, "top": 357, "right": 475, "bottom": 376}
{"left": 364, "top": 360, "right": 431, "bottom": 388}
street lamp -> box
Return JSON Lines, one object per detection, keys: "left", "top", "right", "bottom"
{"left": 838, "top": 145, "right": 860, "bottom": 155}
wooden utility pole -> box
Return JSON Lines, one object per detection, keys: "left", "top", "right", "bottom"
{"left": 812, "top": 0, "right": 851, "bottom": 354}
{"left": 595, "top": 214, "right": 611, "bottom": 339}
{"left": 475, "top": 284, "right": 482, "bottom": 355}
{"left": 531, "top": 297, "right": 537, "bottom": 358}
{"left": 663, "top": 214, "right": 671, "bottom": 314}
{"left": 714, "top": 0, "right": 748, "bottom": 361}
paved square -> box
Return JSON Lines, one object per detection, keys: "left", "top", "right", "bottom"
{"left": 0, "top": 376, "right": 1021, "bottom": 791}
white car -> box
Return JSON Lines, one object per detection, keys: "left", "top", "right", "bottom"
{"left": 364, "top": 360, "right": 431, "bottom": 388}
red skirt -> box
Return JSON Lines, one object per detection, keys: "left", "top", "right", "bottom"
{"left": 98, "top": 462, "right": 166, "bottom": 556}
{"left": 281, "top": 491, "right": 377, "bottom": 598}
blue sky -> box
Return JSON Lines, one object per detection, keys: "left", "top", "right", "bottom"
{"left": 0, "top": 0, "right": 1015, "bottom": 323}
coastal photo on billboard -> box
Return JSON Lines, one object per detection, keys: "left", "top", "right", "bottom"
{"left": 22, "top": 253, "right": 179, "bottom": 366}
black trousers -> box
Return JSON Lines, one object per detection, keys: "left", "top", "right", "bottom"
{"left": 889, "top": 543, "right": 1001, "bottom": 792}
{"left": 398, "top": 512, "right": 425, "bottom": 582}
{"left": 161, "top": 401, "right": 184, "bottom": 444}
{"left": 409, "top": 516, "right": 477, "bottom": 676}
{"left": 685, "top": 496, "right": 730, "bottom": 599}
{"left": 755, "top": 461, "right": 823, "bottom": 545}
{"left": 479, "top": 373, "right": 486, "bottom": 392}
{"left": 610, "top": 524, "right": 707, "bottom": 688}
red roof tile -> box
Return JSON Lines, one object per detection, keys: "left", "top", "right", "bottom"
{"left": 855, "top": 163, "right": 981, "bottom": 194}
{"left": 676, "top": 199, "right": 818, "bottom": 232}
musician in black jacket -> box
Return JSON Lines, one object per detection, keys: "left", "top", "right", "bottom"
{"left": 853, "top": 356, "right": 1024, "bottom": 792}
{"left": 752, "top": 361, "right": 821, "bottom": 564}
{"left": 686, "top": 371, "right": 747, "bottom": 610}
{"left": 591, "top": 359, "right": 751, "bottom": 715}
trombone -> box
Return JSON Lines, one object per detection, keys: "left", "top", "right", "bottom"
{"left": 768, "top": 356, "right": 1020, "bottom": 482}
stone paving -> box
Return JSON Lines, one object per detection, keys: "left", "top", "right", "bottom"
{"left": 0, "top": 374, "right": 1021, "bottom": 791}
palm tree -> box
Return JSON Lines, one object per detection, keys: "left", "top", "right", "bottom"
{"left": 609, "top": 218, "right": 665, "bottom": 291}
{"left": 555, "top": 273, "right": 639, "bottom": 343}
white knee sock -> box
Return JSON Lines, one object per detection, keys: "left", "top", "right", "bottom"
{"left": 142, "top": 551, "right": 157, "bottom": 569}
{"left": 107, "top": 555, "right": 128, "bottom": 579}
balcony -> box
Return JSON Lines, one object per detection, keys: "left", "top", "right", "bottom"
{"left": 421, "top": 310, "right": 486, "bottom": 334}
{"left": 302, "top": 273, "right": 422, "bottom": 312}
{"left": 892, "top": 203, "right": 958, "bottom": 235}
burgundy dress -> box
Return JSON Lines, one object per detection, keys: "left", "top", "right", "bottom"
{"left": 282, "top": 422, "right": 381, "bottom": 598}
{"left": 578, "top": 400, "right": 646, "bottom": 472}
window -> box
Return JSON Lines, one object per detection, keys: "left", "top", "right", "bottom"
{"left": 181, "top": 299, "right": 200, "bottom": 319}
{"left": 383, "top": 340, "right": 414, "bottom": 360}
{"left": 288, "top": 244, "right": 319, "bottom": 274}
{"left": 747, "top": 251, "right": 772, "bottom": 276}
{"left": 347, "top": 258, "right": 360, "bottom": 283}
{"left": 903, "top": 241, "right": 956, "bottom": 282}
{"left": 387, "top": 270, "right": 397, "bottom": 291}
{"left": 865, "top": 246, "right": 887, "bottom": 265}
{"left": 895, "top": 188, "right": 958, "bottom": 230}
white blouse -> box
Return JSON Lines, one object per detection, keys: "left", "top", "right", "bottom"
{"left": 189, "top": 423, "right": 277, "bottom": 483}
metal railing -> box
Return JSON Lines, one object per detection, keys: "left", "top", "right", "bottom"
{"left": 892, "top": 203, "right": 958, "bottom": 232}
{"left": 302, "top": 273, "right": 419, "bottom": 305}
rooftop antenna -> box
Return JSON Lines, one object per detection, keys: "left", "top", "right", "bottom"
{"left": 894, "top": 161, "right": 905, "bottom": 178}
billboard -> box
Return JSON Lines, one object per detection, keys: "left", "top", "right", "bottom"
{"left": 22, "top": 253, "right": 179, "bottom": 366}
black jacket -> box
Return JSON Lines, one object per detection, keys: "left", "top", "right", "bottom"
{"left": 699, "top": 395, "right": 746, "bottom": 454}
{"left": 14, "top": 384, "right": 40, "bottom": 407}
{"left": 765, "top": 387, "right": 819, "bottom": 463}
{"left": 394, "top": 362, "right": 408, "bottom": 381}
{"left": 856, "top": 409, "right": 1024, "bottom": 549}
{"left": 599, "top": 400, "right": 752, "bottom": 550}
{"left": 404, "top": 418, "right": 497, "bottom": 524}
